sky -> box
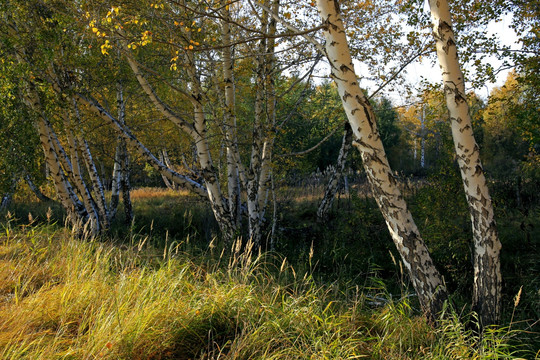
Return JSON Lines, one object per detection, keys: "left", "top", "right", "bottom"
{"left": 389, "top": 13, "right": 520, "bottom": 105}
{"left": 284, "top": 6, "right": 522, "bottom": 107}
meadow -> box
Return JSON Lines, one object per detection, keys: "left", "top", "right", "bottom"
{"left": 0, "top": 184, "right": 538, "bottom": 359}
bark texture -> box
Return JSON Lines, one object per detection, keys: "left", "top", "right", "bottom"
{"left": 24, "top": 174, "right": 52, "bottom": 202}
{"left": 76, "top": 94, "right": 207, "bottom": 198}
{"left": 316, "top": 0, "right": 448, "bottom": 321}
{"left": 429, "top": 0, "right": 502, "bottom": 326}
{"left": 317, "top": 123, "right": 353, "bottom": 222}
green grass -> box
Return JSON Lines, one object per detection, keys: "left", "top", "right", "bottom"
{"left": 0, "top": 220, "right": 533, "bottom": 359}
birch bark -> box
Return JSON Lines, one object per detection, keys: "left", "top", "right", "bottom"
{"left": 246, "top": 4, "right": 270, "bottom": 247}
{"left": 316, "top": 0, "right": 447, "bottom": 320}
{"left": 429, "top": 0, "right": 502, "bottom": 326}
{"left": 257, "top": 0, "right": 280, "bottom": 222}
{"left": 221, "top": 4, "right": 242, "bottom": 230}
{"left": 24, "top": 174, "right": 52, "bottom": 202}
{"left": 75, "top": 94, "right": 207, "bottom": 198}
{"left": 317, "top": 123, "right": 353, "bottom": 222}
{"left": 23, "top": 84, "right": 92, "bottom": 230}
{"left": 159, "top": 150, "right": 178, "bottom": 191}
{"left": 110, "top": 142, "right": 122, "bottom": 217}
{"left": 186, "top": 49, "right": 236, "bottom": 242}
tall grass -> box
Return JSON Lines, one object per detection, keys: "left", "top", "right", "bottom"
{"left": 0, "top": 217, "right": 531, "bottom": 359}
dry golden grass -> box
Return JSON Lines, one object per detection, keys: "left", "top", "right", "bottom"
{"left": 130, "top": 187, "right": 192, "bottom": 199}
{"left": 0, "top": 220, "right": 528, "bottom": 359}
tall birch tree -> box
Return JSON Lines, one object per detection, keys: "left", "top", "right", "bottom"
{"left": 429, "top": 0, "right": 502, "bottom": 326}
{"left": 315, "top": 0, "right": 447, "bottom": 320}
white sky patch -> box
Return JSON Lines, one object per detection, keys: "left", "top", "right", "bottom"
{"left": 282, "top": 9, "right": 521, "bottom": 107}
{"left": 392, "top": 13, "right": 520, "bottom": 104}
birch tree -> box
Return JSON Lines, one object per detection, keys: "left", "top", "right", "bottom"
{"left": 315, "top": 0, "right": 447, "bottom": 320}
{"left": 429, "top": 0, "right": 502, "bottom": 326}
{"left": 1, "top": 1, "right": 136, "bottom": 235}
{"left": 317, "top": 123, "right": 353, "bottom": 222}
{"left": 79, "top": 0, "right": 317, "bottom": 245}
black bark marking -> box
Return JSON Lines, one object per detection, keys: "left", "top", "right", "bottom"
{"left": 460, "top": 124, "right": 471, "bottom": 133}
{"left": 340, "top": 64, "right": 352, "bottom": 73}
{"left": 474, "top": 164, "right": 483, "bottom": 176}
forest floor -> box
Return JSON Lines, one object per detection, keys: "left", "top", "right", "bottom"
{"left": 0, "top": 187, "right": 538, "bottom": 359}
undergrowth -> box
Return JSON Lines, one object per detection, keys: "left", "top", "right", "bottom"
{"left": 0, "top": 219, "right": 534, "bottom": 359}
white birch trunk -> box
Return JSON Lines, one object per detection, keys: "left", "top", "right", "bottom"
{"left": 0, "top": 193, "right": 11, "bottom": 211}
{"left": 38, "top": 116, "right": 94, "bottom": 231}
{"left": 159, "top": 150, "right": 178, "bottom": 191}
{"left": 221, "top": 4, "right": 242, "bottom": 230}
{"left": 257, "top": 0, "right": 280, "bottom": 219}
{"left": 429, "top": 0, "right": 502, "bottom": 326}
{"left": 246, "top": 5, "right": 269, "bottom": 246}
{"left": 24, "top": 173, "right": 51, "bottom": 202}
{"left": 79, "top": 137, "right": 110, "bottom": 230}
{"left": 0, "top": 179, "right": 17, "bottom": 210}
{"left": 186, "top": 51, "right": 236, "bottom": 241}
{"left": 316, "top": 0, "right": 447, "bottom": 320}
{"left": 52, "top": 118, "right": 101, "bottom": 233}
{"left": 119, "top": 22, "right": 235, "bottom": 241}
{"left": 317, "top": 123, "right": 353, "bottom": 221}
{"left": 110, "top": 82, "right": 127, "bottom": 219}
{"left": 76, "top": 94, "right": 207, "bottom": 197}
{"left": 110, "top": 142, "right": 122, "bottom": 218}
{"left": 22, "top": 85, "right": 93, "bottom": 230}
{"left": 120, "top": 141, "right": 133, "bottom": 224}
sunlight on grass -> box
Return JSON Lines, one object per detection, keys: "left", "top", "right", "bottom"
{"left": 0, "top": 220, "right": 531, "bottom": 359}
{"left": 130, "top": 187, "right": 192, "bottom": 200}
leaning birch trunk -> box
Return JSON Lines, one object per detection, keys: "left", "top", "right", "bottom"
{"left": 39, "top": 117, "right": 93, "bottom": 230}
{"left": 24, "top": 173, "right": 52, "bottom": 202}
{"left": 0, "top": 193, "right": 11, "bottom": 211}
{"left": 79, "top": 137, "right": 110, "bottom": 230}
{"left": 0, "top": 179, "right": 16, "bottom": 210}
{"left": 317, "top": 123, "right": 353, "bottom": 222}
{"left": 76, "top": 94, "right": 207, "bottom": 198}
{"left": 159, "top": 150, "right": 177, "bottom": 191}
{"left": 316, "top": 0, "right": 447, "bottom": 321}
{"left": 53, "top": 116, "right": 101, "bottom": 232}
{"left": 186, "top": 53, "right": 236, "bottom": 242}
{"left": 23, "top": 85, "right": 91, "bottom": 230}
{"left": 429, "top": 0, "right": 502, "bottom": 326}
